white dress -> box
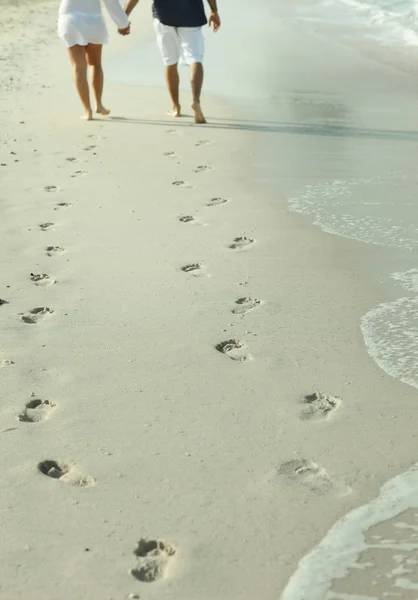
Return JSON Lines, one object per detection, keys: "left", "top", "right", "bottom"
{"left": 58, "top": 0, "right": 129, "bottom": 48}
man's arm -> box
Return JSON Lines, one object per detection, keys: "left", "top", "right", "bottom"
{"left": 207, "top": 0, "right": 220, "bottom": 31}
{"left": 125, "top": 0, "right": 140, "bottom": 17}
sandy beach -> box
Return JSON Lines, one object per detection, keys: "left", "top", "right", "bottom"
{"left": 2, "top": 0, "right": 418, "bottom": 598}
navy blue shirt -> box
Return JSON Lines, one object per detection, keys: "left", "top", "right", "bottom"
{"left": 152, "top": 0, "right": 207, "bottom": 28}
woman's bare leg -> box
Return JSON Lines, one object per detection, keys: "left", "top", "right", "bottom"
{"left": 86, "top": 44, "right": 109, "bottom": 115}
{"left": 68, "top": 45, "right": 92, "bottom": 120}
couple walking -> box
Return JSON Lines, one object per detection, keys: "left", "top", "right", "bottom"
{"left": 58, "top": 0, "right": 221, "bottom": 123}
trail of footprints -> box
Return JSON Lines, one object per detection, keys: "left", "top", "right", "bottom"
{"left": 169, "top": 130, "right": 346, "bottom": 502}
{"left": 3, "top": 148, "right": 97, "bottom": 501}
{"left": 0, "top": 130, "right": 346, "bottom": 591}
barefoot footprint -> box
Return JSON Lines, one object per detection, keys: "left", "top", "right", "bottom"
{"left": 179, "top": 215, "right": 196, "bottom": 223}
{"left": 300, "top": 392, "right": 341, "bottom": 421}
{"left": 131, "top": 539, "right": 176, "bottom": 582}
{"left": 181, "top": 263, "right": 206, "bottom": 277}
{"left": 39, "top": 223, "right": 54, "bottom": 232}
{"left": 216, "top": 339, "right": 251, "bottom": 362}
{"left": 46, "top": 246, "right": 65, "bottom": 257}
{"left": 38, "top": 460, "right": 95, "bottom": 487}
{"left": 18, "top": 395, "right": 56, "bottom": 423}
{"left": 172, "top": 180, "right": 192, "bottom": 188}
{"left": 54, "top": 202, "right": 72, "bottom": 210}
{"left": 277, "top": 458, "right": 350, "bottom": 496}
{"left": 232, "top": 297, "right": 263, "bottom": 315}
{"left": 229, "top": 236, "right": 255, "bottom": 250}
{"left": 207, "top": 197, "right": 228, "bottom": 207}
{"left": 0, "top": 359, "right": 14, "bottom": 367}
{"left": 194, "top": 165, "right": 212, "bottom": 173}
{"left": 30, "top": 273, "right": 56, "bottom": 286}
{"left": 21, "top": 307, "right": 54, "bottom": 324}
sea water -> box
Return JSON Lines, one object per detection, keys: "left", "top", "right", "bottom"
{"left": 298, "top": 0, "right": 418, "bottom": 46}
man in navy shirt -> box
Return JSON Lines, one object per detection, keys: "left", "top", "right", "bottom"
{"left": 125, "top": 0, "right": 220, "bottom": 123}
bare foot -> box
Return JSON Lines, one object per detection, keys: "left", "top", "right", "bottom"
{"left": 192, "top": 103, "right": 206, "bottom": 124}
{"left": 96, "top": 105, "right": 110, "bottom": 116}
{"left": 168, "top": 104, "right": 181, "bottom": 118}
{"left": 80, "top": 109, "right": 93, "bottom": 121}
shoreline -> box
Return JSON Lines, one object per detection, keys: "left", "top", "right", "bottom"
{"left": 1, "top": 1, "right": 418, "bottom": 598}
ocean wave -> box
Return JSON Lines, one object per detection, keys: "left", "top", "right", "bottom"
{"left": 281, "top": 464, "right": 418, "bottom": 599}
{"left": 299, "top": 0, "right": 418, "bottom": 46}
{"left": 288, "top": 174, "right": 418, "bottom": 251}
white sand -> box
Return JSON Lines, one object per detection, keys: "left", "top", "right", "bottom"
{"left": 1, "top": 1, "right": 418, "bottom": 599}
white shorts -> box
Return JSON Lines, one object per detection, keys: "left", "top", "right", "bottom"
{"left": 153, "top": 19, "right": 204, "bottom": 66}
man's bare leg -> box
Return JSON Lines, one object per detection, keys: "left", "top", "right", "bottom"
{"left": 165, "top": 64, "right": 181, "bottom": 117}
{"left": 68, "top": 45, "right": 92, "bottom": 120}
{"left": 190, "top": 62, "right": 206, "bottom": 124}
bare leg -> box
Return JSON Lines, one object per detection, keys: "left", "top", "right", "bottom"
{"left": 86, "top": 44, "right": 110, "bottom": 115}
{"left": 190, "top": 62, "right": 206, "bottom": 124}
{"left": 165, "top": 64, "right": 181, "bottom": 117}
{"left": 68, "top": 45, "right": 92, "bottom": 120}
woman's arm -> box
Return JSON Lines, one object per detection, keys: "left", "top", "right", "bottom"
{"left": 102, "top": 0, "right": 130, "bottom": 29}
{"left": 125, "top": 0, "right": 140, "bottom": 17}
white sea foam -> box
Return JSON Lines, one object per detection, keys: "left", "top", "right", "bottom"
{"left": 289, "top": 174, "right": 418, "bottom": 251}
{"left": 298, "top": 0, "right": 418, "bottom": 47}
{"left": 360, "top": 269, "right": 418, "bottom": 390}
{"left": 392, "top": 269, "right": 418, "bottom": 292}
{"left": 281, "top": 465, "right": 418, "bottom": 600}
{"left": 361, "top": 296, "right": 418, "bottom": 389}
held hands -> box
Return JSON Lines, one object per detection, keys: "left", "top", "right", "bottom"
{"left": 208, "top": 11, "right": 220, "bottom": 32}
{"left": 118, "top": 23, "right": 131, "bottom": 35}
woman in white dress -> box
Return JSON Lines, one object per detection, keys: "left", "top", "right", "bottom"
{"left": 58, "top": 0, "right": 130, "bottom": 120}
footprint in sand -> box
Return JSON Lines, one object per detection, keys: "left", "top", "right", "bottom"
{"left": 66, "top": 157, "right": 77, "bottom": 162}
{"left": 0, "top": 359, "right": 14, "bottom": 367}
{"left": 163, "top": 151, "right": 178, "bottom": 159}
{"left": 207, "top": 197, "right": 228, "bottom": 207}
{"left": 178, "top": 215, "right": 196, "bottom": 223}
{"left": 194, "top": 165, "right": 212, "bottom": 173}
{"left": 30, "top": 273, "right": 56, "bottom": 287}
{"left": 70, "top": 170, "right": 87, "bottom": 178}
{"left": 131, "top": 539, "right": 176, "bottom": 582}
{"left": 21, "top": 307, "right": 54, "bottom": 324}
{"left": 18, "top": 394, "right": 56, "bottom": 423}
{"left": 216, "top": 339, "right": 251, "bottom": 362}
{"left": 39, "top": 223, "right": 54, "bottom": 232}
{"left": 166, "top": 129, "right": 180, "bottom": 134}
{"left": 172, "top": 180, "right": 192, "bottom": 188}
{"left": 46, "top": 246, "right": 65, "bottom": 257}
{"left": 44, "top": 185, "right": 59, "bottom": 193}
{"left": 83, "top": 145, "right": 97, "bottom": 151}
{"left": 181, "top": 263, "right": 207, "bottom": 277}
{"left": 229, "top": 236, "right": 255, "bottom": 250}
{"left": 54, "top": 202, "right": 72, "bottom": 210}
{"left": 278, "top": 459, "right": 350, "bottom": 496}
{"left": 232, "top": 297, "right": 263, "bottom": 315}
{"left": 300, "top": 392, "right": 341, "bottom": 421}
{"left": 0, "top": 299, "right": 8, "bottom": 306}
{"left": 38, "top": 460, "right": 95, "bottom": 487}
{"left": 195, "top": 139, "right": 212, "bottom": 146}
